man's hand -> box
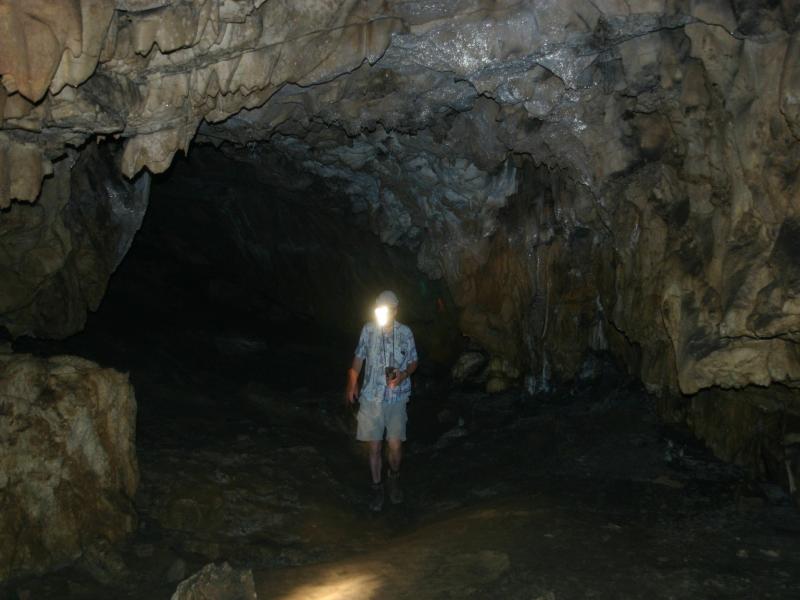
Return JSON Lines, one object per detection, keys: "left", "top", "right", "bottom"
{"left": 345, "top": 382, "right": 359, "bottom": 404}
{"left": 387, "top": 370, "right": 407, "bottom": 389}
{"left": 388, "top": 361, "right": 417, "bottom": 390}
{"left": 345, "top": 361, "right": 362, "bottom": 404}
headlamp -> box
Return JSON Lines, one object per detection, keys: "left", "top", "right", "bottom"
{"left": 375, "top": 305, "right": 390, "bottom": 327}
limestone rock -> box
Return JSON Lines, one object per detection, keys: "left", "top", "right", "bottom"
{"left": 483, "top": 356, "right": 521, "bottom": 394}
{"left": 0, "top": 137, "right": 52, "bottom": 206}
{"left": 0, "top": 0, "right": 114, "bottom": 102}
{"left": 0, "top": 353, "right": 138, "bottom": 581}
{"left": 687, "top": 386, "right": 800, "bottom": 495}
{"left": 167, "top": 558, "right": 188, "bottom": 583}
{"left": 79, "top": 538, "right": 130, "bottom": 586}
{"left": 486, "top": 377, "right": 512, "bottom": 395}
{"left": 171, "top": 562, "right": 257, "bottom": 600}
{"left": 451, "top": 351, "right": 488, "bottom": 384}
{"left": 0, "top": 143, "right": 149, "bottom": 338}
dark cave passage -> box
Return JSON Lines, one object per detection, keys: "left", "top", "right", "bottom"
{"left": 52, "top": 145, "right": 458, "bottom": 390}
{"left": 10, "top": 142, "right": 469, "bottom": 496}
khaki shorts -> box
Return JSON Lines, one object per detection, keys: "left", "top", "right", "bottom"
{"left": 356, "top": 400, "right": 408, "bottom": 441}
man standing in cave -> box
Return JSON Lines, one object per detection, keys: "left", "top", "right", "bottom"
{"left": 345, "top": 290, "right": 418, "bottom": 512}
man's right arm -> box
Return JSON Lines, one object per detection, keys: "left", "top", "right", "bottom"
{"left": 346, "top": 356, "right": 364, "bottom": 404}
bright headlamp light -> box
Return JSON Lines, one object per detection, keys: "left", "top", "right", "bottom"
{"left": 374, "top": 305, "right": 390, "bottom": 327}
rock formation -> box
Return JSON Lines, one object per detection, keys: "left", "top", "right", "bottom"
{"left": 0, "top": 353, "right": 138, "bottom": 580}
{"left": 1, "top": 0, "right": 800, "bottom": 509}
{"left": 0, "top": 142, "right": 149, "bottom": 338}
{"left": 171, "top": 562, "right": 257, "bottom": 600}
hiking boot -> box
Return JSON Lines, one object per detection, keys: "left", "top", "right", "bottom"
{"left": 387, "top": 469, "right": 403, "bottom": 504}
{"left": 369, "top": 482, "right": 384, "bottom": 512}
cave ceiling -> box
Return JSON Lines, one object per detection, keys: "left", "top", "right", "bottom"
{"left": 1, "top": 1, "right": 760, "bottom": 206}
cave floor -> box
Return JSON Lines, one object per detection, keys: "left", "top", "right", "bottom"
{"left": 5, "top": 332, "right": 800, "bottom": 600}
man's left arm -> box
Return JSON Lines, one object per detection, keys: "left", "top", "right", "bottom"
{"left": 400, "top": 361, "right": 417, "bottom": 380}
{"left": 397, "top": 327, "right": 418, "bottom": 384}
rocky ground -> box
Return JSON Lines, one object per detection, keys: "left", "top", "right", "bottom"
{"left": 3, "top": 327, "right": 800, "bottom": 599}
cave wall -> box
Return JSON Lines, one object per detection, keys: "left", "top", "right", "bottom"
{"left": 188, "top": 1, "right": 800, "bottom": 399}
{"left": 2, "top": 1, "right": 800, "bottom": 486}
{"left": 444, "top": 160, "right": 613, "bottom": 393}
{"left": 0, "top": 143, "right": 149, "bottom": 338}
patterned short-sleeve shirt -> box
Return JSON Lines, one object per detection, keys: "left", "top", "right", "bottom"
{"left": 355, "top": 321, "right": 418, "bottom": 404}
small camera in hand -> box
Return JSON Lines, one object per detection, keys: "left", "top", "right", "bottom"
{"left": 385, "top": 366, "right": 398, "bottom": 382}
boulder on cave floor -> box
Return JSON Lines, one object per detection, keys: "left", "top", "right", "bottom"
{"left": 171, "top": 562, "right": 257, "bottom": 600}
{"left": 0, "top": 353, "right": 139, "bottom": 581}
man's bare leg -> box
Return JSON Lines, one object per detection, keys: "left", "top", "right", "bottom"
{"left": 368, "top": 441, "right": 383, "bottom": 484}
{"left": 387, "top": 438, "right": 403, "bottom": 472}
{"left": 386, "top": 438, "right": 404, "bottom": 504}
{"left": 367, "top": 440, "right": 384, "bottom": 511}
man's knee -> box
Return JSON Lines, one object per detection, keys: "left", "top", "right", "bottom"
{"left": 368, "top": 441, "right": 383, "bottom": 456}
{"left": 387, "top": 438, "right": 402, "bottom": 450}
{"left": 386, "top": 439, "right": 403, "bottom": 459}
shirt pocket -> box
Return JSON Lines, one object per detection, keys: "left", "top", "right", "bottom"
{"left": 394, "top": 343, "right": 409, "bottom": 369}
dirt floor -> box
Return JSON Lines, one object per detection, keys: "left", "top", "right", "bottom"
{"left": 4, "top": 328, "right": 800, "bottom": 600}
